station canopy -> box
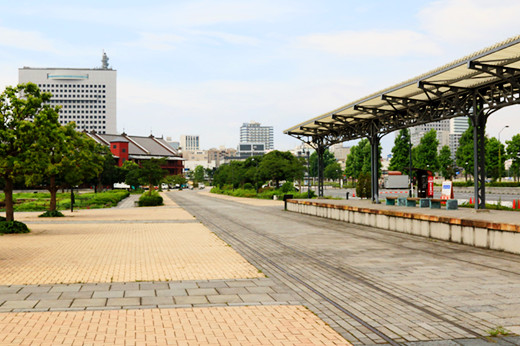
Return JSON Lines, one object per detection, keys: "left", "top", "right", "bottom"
{"left": 284, "top": 35, "right": 520, "bottom": 141}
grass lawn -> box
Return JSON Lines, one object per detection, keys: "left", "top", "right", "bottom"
{"left": 0, "top": 190, "right": 130, "bottom": 212}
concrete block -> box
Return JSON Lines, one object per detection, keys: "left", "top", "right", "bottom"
{"left": 451, "top": 225, "right": 462, "bottom": 243}
{"left": 411, "top": 219, "right": 422, "bottom": 236}
{"left": 406, "top": 199, "right": 417, "bottom": 207}
{"left": 500, "top": 231, "right": 520, "bottom": 255}
{"left": 474, "top": 227, "right": 488, "bottom": 248}
{"left": 420, "top": 220, "right": 430, "bottom": 237}
{"left": 419, "top": 199, "right": 430, "bottom": 208}
{"left": 488, "top": 230, "right": 504, "bottom": 252}
{"left": 430, "top": 200, "right": 441, "bottom": 209}
{"left": 446, "top": 199, "right": 458, "bottom": 210}
{"left": 403, "top": 218, "right": 413, "bottom": 234}
{"left": 386, "top": 197, "right": 396, "bottom": 206}
{"left": 431, "top": 223, "right": 450, "bottom": 241}
{"left": 376, "top": 214, "right": 388, "bottom": 229}
{"left": 397, "top": 197, "right": 407, "bottom": 206}
{"left": 462, "top": 226, "right": 474, "bottom": 246}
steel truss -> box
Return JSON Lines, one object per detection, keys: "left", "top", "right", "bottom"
{"left": 289, "top": 63, "right": 520, "bottom": 208}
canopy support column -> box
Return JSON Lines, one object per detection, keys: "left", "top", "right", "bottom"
{"left": 470, "top": 95, "right": 487, "bottom": 209}
{"left": 368, "top": 130, "right": 381, "bottom": 204}
{"left": 316, "top": 143, "right": 325, "bottom": 197}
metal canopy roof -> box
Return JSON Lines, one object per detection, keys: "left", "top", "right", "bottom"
{"left": 285, "top": 35, "right": 520, "bottom": 143}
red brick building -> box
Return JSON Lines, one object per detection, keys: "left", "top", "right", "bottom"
{"left": 88, "top": 132, "right": 184, "bottom": 175}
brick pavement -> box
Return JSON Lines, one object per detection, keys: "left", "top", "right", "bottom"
{"left": 0, "top": 193, "right": 349, "bottom": 345}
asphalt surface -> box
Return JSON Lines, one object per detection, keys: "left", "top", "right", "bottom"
{"left": 168, "top": 190, "right": 520, "bottom": 345}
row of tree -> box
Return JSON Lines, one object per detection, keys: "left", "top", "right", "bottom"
{"left": 212, "top": 150, "right": 305, "bottom": 189}
{"left": 388, "top": 126, "right": 520, "bottom": 181}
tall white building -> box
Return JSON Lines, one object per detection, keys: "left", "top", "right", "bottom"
{"left": 180, "top": 135, "right": 200, "bottom": 151}
{"left": 18, "top": 53, "right": 117, "bottom": 134}
{"left": 410, "top": 117, "right": 469, "bottom": 159}
{"left": 240, "top": 121, "right": 274, "bottom": 150}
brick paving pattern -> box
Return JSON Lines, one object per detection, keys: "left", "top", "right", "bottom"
{"left": 0, "top": 305, "right": 349, "bottom": 345}
{"left": 0, "top": 193, "right": 349, "bottom": 345}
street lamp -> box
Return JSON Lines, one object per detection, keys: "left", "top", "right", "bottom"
{"left": 303, "top": 148, "right": 311, "bottom": 198}
{"left": 498, "top": 125, "right": 509, "bottom": 182}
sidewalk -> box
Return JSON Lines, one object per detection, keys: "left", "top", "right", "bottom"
{"left": 0, "top": 193, "right": 350, "bottom": 345}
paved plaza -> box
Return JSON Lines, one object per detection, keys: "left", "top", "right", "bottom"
{"left": 0, "top": 193, "right": 349, "bottom": 345}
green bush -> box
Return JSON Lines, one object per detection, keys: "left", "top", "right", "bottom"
{"left": 243, "top": 183, "right": 254, "bottom": 190}
{"left": 356, "top": 173, "right": 371, "bottom": 199}
{"left": 0, "top": 216, "right": 5, "bottom": 222}
{"left": 280, "top": 181, "right": 296, "bottom": 193}
{"left": 138, "top": 191, "right": 163, "bottom": 207}
{"left": 39, "top": 210, "right": 65, "bottom": 218}
{"left": 0, "top": 221, "right": 30, "bottom": 234}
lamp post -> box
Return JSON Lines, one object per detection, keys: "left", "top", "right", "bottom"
{"left": 498, "top": 125, "right": 509, "bottom": 182}
{"left": 304, "top": 148, "right": 311, "bottom": 198}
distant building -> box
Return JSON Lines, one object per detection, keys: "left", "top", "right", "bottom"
{"left": 180, "top": 135, "right": 200, "bottom": 151}
{"left": 237, "top": 143, "right": 265, "bottom": 158}
{"left": 330, "top": 143, "right": 351, "bottom": 170}
{"left": 409, "top": 117, "right": 469, "bottom": 159}
{"left": 18, "top": 52, "right": 117, "bottom": 134}
{"left": 240, "top": 121, "right": 274, "bottom": 150}
{"left": 165, "top": 137, "right": 180, "bottom": 150}
{"left": 207, "top": 147, "right": 237, "bottom": 166}
{"left": 88, "top": 132, "right": 184, "bottom": 175}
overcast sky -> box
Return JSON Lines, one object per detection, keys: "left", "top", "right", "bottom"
{"left": 0, "top": 0, "right": 519, "bottom": 155}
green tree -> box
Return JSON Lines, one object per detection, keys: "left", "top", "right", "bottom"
{"left": 0, "top": 83, "right": 57, "bottom": 221}
{"left": 140, "top": 158, "right": 168, "bottom": 195}
{"left": 309, "top": 149, "right": 335, "bottom": 177}
{"left": 506, "top": 134, "right": 520, "bottom": 182}
{"left": 456, "top": 125, "right": 474, "bottom": 181}
{"left": 324, "top": 161, "right": 342, "bottom": 181}
{"left": 193, "top": 165, "right": 205, "bottom": 183}
{"left": 344, "top": 145, "right": 359, "bottom": 180}
{"left": 438, "top": 145, "right": 455, "bottom": 180}
{"left": 123, "top": 161, "right": 141, "bottom": 188}
{"left": 258, "top": 151, "right": 304, "bottom": 188}
{"left": 344, "top": 139, "right": 380, "bottom": 180}
{"left": 486, "top": 137, "right": 506, "bottom": 181}
{"left": 413, "top": 129, "right": 439, "bottom": 172}
{"left": 389, "top": 129, "right": 411, "bottom": 173}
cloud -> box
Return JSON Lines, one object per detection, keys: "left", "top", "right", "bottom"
{"left": 418, "top": 0, "right": 520, "bottom": 43}
{"left": 0, "top": 26, "right": 57, "bottom": 52}
{"left": 188, "top": 30, "right": 260, "bottom": 46}
{"left": 298, "top": 30, "right": 441, "bottom": 58}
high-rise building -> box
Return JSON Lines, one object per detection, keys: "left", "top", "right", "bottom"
{"left": 18, "top": 52, "right": 117, "bottom": 134}
{"left": 180, "top": 135, "right": 200, "bottom": 151}
{"left": 240, "top": 121, "right": 274, "bottom": 150}
{"left": 449, "top": 116, "right": 470, "bottom": 160}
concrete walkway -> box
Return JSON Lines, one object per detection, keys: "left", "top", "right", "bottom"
{"left": 0, "top": 193, "right": 349, "bottom": 345}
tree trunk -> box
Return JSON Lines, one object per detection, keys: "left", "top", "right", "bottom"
{"left": 4, "top": 178, "right": 14, "bottom": 222}
{"left": 49, "top": 175, "right": 57, "bottom": 211}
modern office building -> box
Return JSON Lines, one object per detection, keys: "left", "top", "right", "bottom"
{"left": 409, "top": 117, "right": 468, "bottom": 159}
{"left": 18, "top": 52, "right": 117, "bottom": 134}
{"left": 237, "top": 143, "right": 265, "bottom": 158}
{"left": 180, "top": 135, "right": 200, "bottom": 151}
{"left": 240, "top": 121, "right": 274, "bottom": 150}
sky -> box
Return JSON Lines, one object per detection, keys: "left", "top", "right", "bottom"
{"left": 0, "top": 0, "right": 519, "bottom": 156}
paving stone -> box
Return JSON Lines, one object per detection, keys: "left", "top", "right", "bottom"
{"left": 173, "top": 296, "right": 208, "bottom": 305}
{"left": 59, "top": 291, "right": 93, "bottom": 299}
{"left": 79, "top": 284, "right": 111, "bottom": 292}
{"left": 139, "top": 282, "right": 169, "bottom": 290}
{"left": 246, "top": 286, "right": 275, "bottom": 294}
{"left": 19, "top": 286, "right": 51, "bottom": 294}
{"left": 238, "top": 294, "right": 275, "bottom": 303}
{"left": 197, "top": 281, "right": 229, "bottom": 288}
{"left": 0, "top": 294, "right": 29, "bottom": 301}
{"left": 1, "top": 300, "right": 38, "bottom": 309}
{"left": 226, "top": 281, "right": 257, "bottom": 287}
{"left": 110, "top": 283, "right": 140, "bottom": 291}
{"left": 27, "top": 292, "right": 62, "bottom": 300}
{"left": 206, "top": 295, "right": 242, "bottom": 304}
{"left": 168, "top": 282, "right": 198, "bottom": 289}
{"left": 186, "top": 288, "right": 218, "bottom": 296}
{"left": 156, "top": 288, "right": 187, "bottom": 297}
{"left": 70, "top": 298, "right": 107, "bottom": 308}
{"left": 216, "top": 287, "right": 250, "bottom": 295}
{"left": 269, "top": 293, "right": 297, "bottom": 301}
{"left": 124, "top": 290, "right": 155, "bottom": 298}
{"left": 0, "top": 287, "right": 21, "bottom": 294}
{"left": 49, "top": 285, "right": 81, "bottom": 293}
{"left": 106, "top": 298, "right": 140, "bottom": 306}
{"left": 35, "top": 300, "right": 73, "bottom": 309}
{"left": 92, "top": 291, "right": 124, "bottom": 299}
{"left": 141, "top": 296, "right": 174, "bottom": 305}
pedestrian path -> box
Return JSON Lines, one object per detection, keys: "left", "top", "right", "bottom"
{"left": 0, "top": 193, "right": 349, "bottom": 345}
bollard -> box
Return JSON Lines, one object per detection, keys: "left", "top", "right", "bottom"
{"left": 346, "top": 192, "right": 350, "bottom": 200}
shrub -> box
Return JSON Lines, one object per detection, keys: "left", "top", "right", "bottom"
{"left": 243, "top": 183, "right": 254, "bottom": 190}
{"left": 280, "top": 181, "right": 296, "bottom": 193}
{"left": 0, "top": 221, "right": 30, "bottom": 234}
{"left": 39, "top": 210, "right": 65, "bottom": 218}
{"left": 356, "top": 173, "right": 371, "bottom": 199}
{"left": 0, "top": 216, "right": 5, "bottom": 221}
{"left": 138, "top": 191, "right": 163, "bottom": 206}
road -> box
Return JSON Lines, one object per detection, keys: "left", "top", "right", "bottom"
{"left": 168, "top": 190, "right": 520, "bottom": 345}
